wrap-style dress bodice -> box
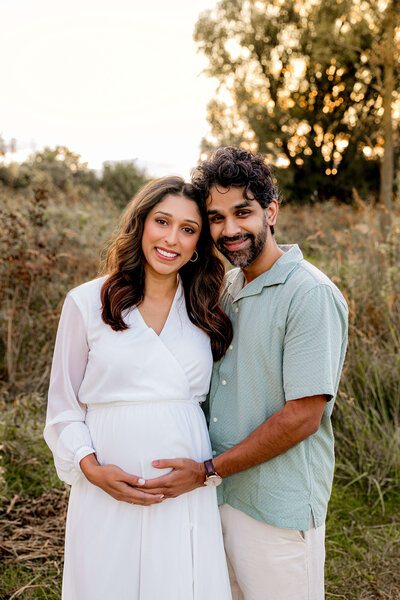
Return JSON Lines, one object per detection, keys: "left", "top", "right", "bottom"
{"left": 44, "top": 276, "right": 231, "bottom": 600}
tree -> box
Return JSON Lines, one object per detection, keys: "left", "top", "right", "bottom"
{"left": 0, "top": 134, "right": 5, "bottom": 158}
{"left": 101, "top": 161, "right": 148, "bottom": 209}
{"left": 378, "top": 0, "right": 400, "bottom": 209}
{"left": 194, "top": 0, "right": 400, "bottom": 203}
{"left": 26, "top": 146, "right": 99, "bottom": 191}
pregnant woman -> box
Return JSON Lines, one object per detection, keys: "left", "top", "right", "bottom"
{"left": 44, "top": 176, "right": 233, "bottom": 600}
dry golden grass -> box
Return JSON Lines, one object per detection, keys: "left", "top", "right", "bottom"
{"left": 1, "top": 180, "right": 399, "bottom": 599}
{"left": 0, "top": 181, "right": 119, "bottom": 395}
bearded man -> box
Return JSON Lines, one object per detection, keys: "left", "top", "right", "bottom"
{"left": 143, "top": 147, "right": 348, "bottom": 600}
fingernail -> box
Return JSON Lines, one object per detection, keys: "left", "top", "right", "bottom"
{"left": 138, "top": 478, "right": 145, "bottom": 485}
{"left": 159, "top": 494, "right": 164, "bottom": 499}
{"left": 153, "top": 460, "right": 159, "bottom": 467}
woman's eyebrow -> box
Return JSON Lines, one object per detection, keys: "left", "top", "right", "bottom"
{"left": 154, "top": 211, "right": 200, "bottom": 226}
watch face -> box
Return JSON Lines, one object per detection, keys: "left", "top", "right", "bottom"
{"left": 205, "top": 474, "right": 222, "bottom": 487}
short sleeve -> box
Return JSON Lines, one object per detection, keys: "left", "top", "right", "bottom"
{"left": 283, "top": 284, "right": 348, "bottom": 402}
{"left": 43, "top": 293, "right": 96, "bottom": 484}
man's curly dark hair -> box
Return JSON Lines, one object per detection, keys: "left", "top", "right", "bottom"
{"left": 191, "top": 146, "right": 279, "bottom": 233}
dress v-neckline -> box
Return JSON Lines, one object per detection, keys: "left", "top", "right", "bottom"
{"left": 136, "top": 281, "right": 181, "bottom": 337}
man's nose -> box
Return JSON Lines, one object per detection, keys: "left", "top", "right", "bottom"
{"left": 222, "top": 218, "right": 241, "bottom": 238}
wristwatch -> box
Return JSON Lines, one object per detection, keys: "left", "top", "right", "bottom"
{"left": 203, "top": 459, "right": 222, "bottom": 487}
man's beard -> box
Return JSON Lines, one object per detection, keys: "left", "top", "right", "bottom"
{"left": 216, "top": 227, "right": 268, "bottom": 268}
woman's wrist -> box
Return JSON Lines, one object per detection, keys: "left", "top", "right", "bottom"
{"left": 80, "top": 452, "right": 101, "bottom": 483}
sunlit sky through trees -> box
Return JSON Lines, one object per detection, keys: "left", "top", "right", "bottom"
{"left": 0, "top": 0, "right": 218, "bottom": 178}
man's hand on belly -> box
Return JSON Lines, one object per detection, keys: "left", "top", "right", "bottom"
{"left": 141, "top": 458, "right": 206, "bottom": 498}
{"left": 80, "top": 453, "right": 165, "bottom": 505}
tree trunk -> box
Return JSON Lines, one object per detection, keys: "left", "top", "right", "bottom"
{"left": 379, "top": 0, "right": 397, "bottom": 211}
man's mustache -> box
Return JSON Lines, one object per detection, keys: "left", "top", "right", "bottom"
{"left": 217, "top": 234, "right": 253, "bottom": 248}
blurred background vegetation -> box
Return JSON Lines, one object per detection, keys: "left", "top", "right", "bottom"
{"left": 195, "top": 0, "right": 399, "bottom": 208}
{"left": 1, "top": 0, "right": 399, "bottom": 598}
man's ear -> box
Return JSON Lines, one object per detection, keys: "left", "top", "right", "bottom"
{"left": 266, "top": 200, "right": 279, "bottom": 227}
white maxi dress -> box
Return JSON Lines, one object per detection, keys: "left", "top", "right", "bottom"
{"left": 44, "top": 277, "right": 231, "bottom": 600}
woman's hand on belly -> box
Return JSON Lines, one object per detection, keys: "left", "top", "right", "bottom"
{"left": 80, "top": 453, "right": 165, "bottom": 506}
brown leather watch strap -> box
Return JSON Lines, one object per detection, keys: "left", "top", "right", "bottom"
{"left": 204, "top": 459, "right": 216, "bottom": 477}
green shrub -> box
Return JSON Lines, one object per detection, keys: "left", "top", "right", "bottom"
{"left": 0, "top": 183, "right": 118, "bottom": 395}
{"left": 101, "top": 160, "right": 148, "bottom": 208}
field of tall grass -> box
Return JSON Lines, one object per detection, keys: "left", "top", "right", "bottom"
{"left": 0, "top": 172, "right": 399, "bottom": 599}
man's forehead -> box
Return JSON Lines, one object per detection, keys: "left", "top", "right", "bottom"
{"left": 206, "top": 185, "right": 255, "bottom": 211}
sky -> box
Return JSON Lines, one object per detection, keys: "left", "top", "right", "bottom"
{"left": 0, "top": 0, "right": 219, "bottom": 178}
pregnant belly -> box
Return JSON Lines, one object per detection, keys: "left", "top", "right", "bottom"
{"left": 85, "top": 401, "right": 210, "bottom": 480}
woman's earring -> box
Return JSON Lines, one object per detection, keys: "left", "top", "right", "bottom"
{"left": 190, "top": 250, "right": 199, "bottom": 262}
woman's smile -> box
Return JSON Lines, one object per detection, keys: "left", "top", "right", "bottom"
{"left": 154, "top": 246, "right": 180, "bottom": 261}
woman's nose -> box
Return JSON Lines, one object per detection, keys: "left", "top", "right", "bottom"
{"left": 164, "top": 226, "right": 179, "bottom": 246}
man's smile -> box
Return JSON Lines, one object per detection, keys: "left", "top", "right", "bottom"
{"left": 218, "top": 235, "right": 251, "bottom": 252}
{"left": 223, "top": 239, "right": 249, "bottom": 251}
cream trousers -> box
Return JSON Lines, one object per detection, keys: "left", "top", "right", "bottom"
{"left": 219, "top": 504, "right": 325, "bottom": 600}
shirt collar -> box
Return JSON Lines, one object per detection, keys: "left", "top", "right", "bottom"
{"left": 227, "top": 244, "right": 304, "bottom": 302}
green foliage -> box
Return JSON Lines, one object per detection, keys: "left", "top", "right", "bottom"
{"left": 1, "top": 398, "right": 398, "bottom": 599}
{"left": 1, "top": 181, "right": 399, "bottom": 596}
{"left": 326, "top": 485, "right": 400, "bottom": 598}
{"left": 0, "top": 397, "right": 65, "bottom": 599}
{"left": 277, "top": 198, "right": 400, "bottom": 426}
{"left": 0, "top": 563, "right": 63, "bottom": 600}
{"left": 0, "top": 177, "right": 119, "bottom": 393}
{"left": 334, "top": 390, "right": 400, "bottom": 504}
{"left": 194, "top": 0, "right": 400, "bottom": 202}
{"left": 0, "top": 394, "right": 62, "bottom": 498}
{"left": 101, "top": 160, "right": 148, "bottom": 209}
{"left": 30, "top": 147, "right": 88, "bottom": 171}
{"left": 24, "top": 146, "right": 100, "bottom": 193}
{"left": 0, "top": 147, "right": 100, "bottom": 194}
{"left": 0, "top": 165, "right": 14, "bottom": 187}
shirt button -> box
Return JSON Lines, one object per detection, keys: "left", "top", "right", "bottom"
{"left": 221, "top": 379, "right": 227, "bottom": 386}
{"left": 234, "top": 307, "right": 239, "bottom": 313}
{"left": 212, "top": 450, "right": 217, "bottom": 456}
{"left": 213, "top": 417, "right": 218, "bottom": 422}
{"left": 229, "top": 344, "right": 233, "bottom": 351}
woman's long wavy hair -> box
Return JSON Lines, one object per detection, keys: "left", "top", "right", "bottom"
{"left": 100, "top": 176, "right": 232, "bottom": 360}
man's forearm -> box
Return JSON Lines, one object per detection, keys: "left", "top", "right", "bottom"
{"left": 213, "top": 395, "right": 326, "bottom": 478}
{"left": 142, "top": 395, "right": 327, "bottom": 497}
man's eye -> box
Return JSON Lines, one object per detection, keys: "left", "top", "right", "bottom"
{"left": 237, "top": 210, "right": 250, "bottom": 217}
{"left": 209, "top": 215, "right": 223, "bottom": 223}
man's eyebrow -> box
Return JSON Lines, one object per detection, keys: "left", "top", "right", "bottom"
{"left": 207, "top": 200, "right": 253, "bottom": 215}
{"left": 154, "top": 210, "right": 199, "bottom": 226}
{"left": 234, "top": 200, "right": 253, "bottom": 209}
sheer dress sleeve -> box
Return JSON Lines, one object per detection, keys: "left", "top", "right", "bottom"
{"left": 44, "top": 293, "right": 96, "bottom": 485}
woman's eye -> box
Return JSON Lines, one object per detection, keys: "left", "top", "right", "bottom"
{"left": 183, "top": 227, "right": 195, "bottom": 234}
{"left": 156, "top": 218, "right": 168, "bottom": 225}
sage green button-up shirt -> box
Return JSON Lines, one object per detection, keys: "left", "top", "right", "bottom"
{"left": 208, "top": 245, "right": 348, "bottom": 530}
